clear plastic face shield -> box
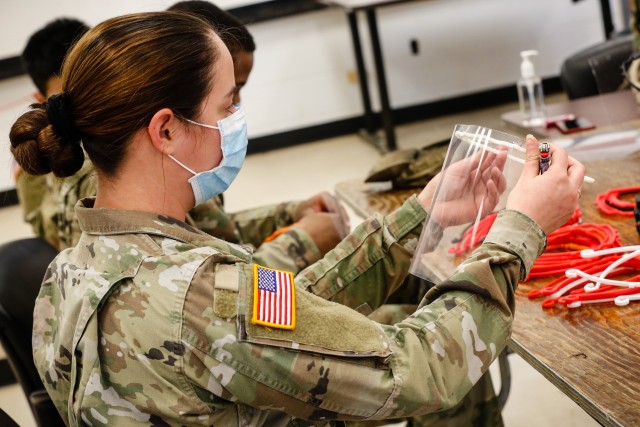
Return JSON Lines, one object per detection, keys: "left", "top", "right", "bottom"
{"left": 409, "top": 124, "right": 526, "bottom": 282}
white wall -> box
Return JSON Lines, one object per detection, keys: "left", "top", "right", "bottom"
{"left": 0, "top": 0, "right": 259, "bottom": 59}
{"left": 0, "top": 0, "right": 604, "bottom": 191}
{"left": 241, "top": 0, "right": 604, "bottom": 136}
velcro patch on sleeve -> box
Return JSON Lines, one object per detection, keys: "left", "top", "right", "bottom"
{"left": 252, "top": 265, "right": 296, "bottom": 330}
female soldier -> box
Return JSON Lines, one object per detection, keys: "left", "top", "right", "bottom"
{"left": 10, "top": 11, "right": 584, "bottom": 427}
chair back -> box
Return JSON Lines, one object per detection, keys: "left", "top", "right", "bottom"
{"left": 0, "top": 237, "right": 62, "bottom": 426}
{"left": 0, "top": 406, "right": 20, "bottom": 427}
{"left": 560, "top": 34, "right": 632, "bottom": 99}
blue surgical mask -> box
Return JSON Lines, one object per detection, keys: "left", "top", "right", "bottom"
{"left": 169, "top": 106, "right": 248, "bottom": 206}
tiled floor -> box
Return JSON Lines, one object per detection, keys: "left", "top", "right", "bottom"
{"left": 0, "top": 80, "right": 600, "bottom": 425}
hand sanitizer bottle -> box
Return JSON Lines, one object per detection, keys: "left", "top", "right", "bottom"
{"left": 517, "top": 50, "right": 546, "bottom": 127}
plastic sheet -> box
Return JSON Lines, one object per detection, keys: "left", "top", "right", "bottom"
{"left": 409, "top": 124, "right": 526, "bottom": 282}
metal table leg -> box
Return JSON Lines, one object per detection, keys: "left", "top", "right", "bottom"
{"left": 498, "top": 348, "right": 512, "bottom": 409}
{"left": 347, "top": 10, "right": 376, "bottom": 135}
{"left": 366, "top": 8, "right": 397, "bottom": 151}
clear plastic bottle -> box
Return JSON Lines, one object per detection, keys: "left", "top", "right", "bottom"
{"left": 517, "top": 50, "right": 546, "bottom": 127}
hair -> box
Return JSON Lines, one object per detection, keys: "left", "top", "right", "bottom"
{"left": 168, "top": 1, "right": 255, "bottom": 62}
{"left": 10, "top": 12, "right": 220, "bottom": 178}
{"left": 21, "top": 18, "right": 89, "bottom": 96}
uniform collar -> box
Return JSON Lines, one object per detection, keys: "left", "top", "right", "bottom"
{"left": 76, "top": 197, "right": 220, "bottom": 246}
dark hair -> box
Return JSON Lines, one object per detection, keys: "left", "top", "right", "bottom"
{"left": 21, "top": 18, "right": 89, "bottom": 96}
{"left": 10, "top": 12, "right": 220, "bottom": 178}
{"left": 168, "top": 1, "right": 255, "bottom": 61}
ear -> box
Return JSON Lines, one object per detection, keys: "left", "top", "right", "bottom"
{"left": 147, "top": 108, "right": 179, "bottom": 155}
{"left": 33, "top": 91, "right": 46, "bottom": 103}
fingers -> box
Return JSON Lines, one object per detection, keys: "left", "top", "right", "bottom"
{"left": 521, "top": 135, "right": 541, "bottom": 179}
{"left": 492, "top": 147, "right": 508, "bottom": 172}
{"left": 547, "top": 142, "right": 568, "bottom": 174}
{"left": 317, "top": 191, "right": 334, "bottom": 211}
{"left": 321, "top": 192, "right": 351, "bottom": 229}
{"left": 482, "top": 179, "right": 500, "bottom": 216}
{"left": 418, "top": 172, "right": 440, "bottom": 209}
{"left": 491, "top": 165, "right": 507, "bottom": 194}
{"left": 330, "top": 212, "right": 350, "bottom": 239}
{"left": 298, "top": 192, "right": 339, "bottom": 218}
{"left": 567, "top": 154, "right": 586, "bottom": 189}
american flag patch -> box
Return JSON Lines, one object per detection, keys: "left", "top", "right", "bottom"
{"left": 252, "top": 265, "right": 296, "bottom": 330}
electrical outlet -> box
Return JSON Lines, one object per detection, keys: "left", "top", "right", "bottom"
{"left": 410, "top": 39, "right": 419, "bottom": 56}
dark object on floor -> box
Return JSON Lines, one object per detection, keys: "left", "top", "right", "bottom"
{"left": 0, "top": 238, "right": 64, "bottom": 427}
{"left": 0, "top": 406, "right": 20, "bottom": 427}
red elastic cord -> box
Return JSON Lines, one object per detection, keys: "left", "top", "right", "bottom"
{"left": 525, "top": 222, "right": 622, "bottom": 279}
{"left": 449, "top": 207, "right": 582, "bottom": 255}
{"left": 595, "top": 186, "right": 640, "bottom": 217}
{"left": 448, "top": 213, "right": 497, "bottom": 255}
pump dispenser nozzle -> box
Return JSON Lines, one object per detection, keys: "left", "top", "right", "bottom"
{"left": 520, "top": 50, "right": 538, "bottom": 79}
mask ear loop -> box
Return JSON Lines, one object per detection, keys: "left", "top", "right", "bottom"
{"left": 184, "top": 118, "right": 220, "bottom": 130}
{"left": 168, "top": 154, "right": 198, "bottom": 176}
{"left": 165, "top": 116, "right": 218, "bottom": 176}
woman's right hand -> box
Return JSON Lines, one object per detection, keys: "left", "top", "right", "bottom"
{"left": 506, "top": 135, "right": 585, "bottom": 234}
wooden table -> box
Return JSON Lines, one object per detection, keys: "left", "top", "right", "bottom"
{"left": 501, "top": 90, "right": 640, "bottom": 140}
{"left": 336, "top": 152, "right": 640, "bottom": 427}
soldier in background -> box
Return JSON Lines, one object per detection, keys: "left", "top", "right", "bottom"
{"left": 169, "top": 0, "right": 255, "bottom": 106}
{"left": 13, "top": 18, "right": 89, "bottom": 247}
{"left": 10, "top": 11, "right": 584, "bottom": 426}
{"left": 631, "top": 0, "right": 640, "bottom": 50}
{"left": 22, "top": 5, "right": 348, "bottom": 278}
{"left": 168, "top": 1, "right": 348, "bottom": 274}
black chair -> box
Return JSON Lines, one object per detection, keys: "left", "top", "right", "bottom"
{"left": 0, "top": 238, "right": 64, "bottom": 427}
{"left": 0, "top": 406, "right": 21, "bottom": 427}
{"left": 560, "top": 34, "right": 633, "bottom": 99}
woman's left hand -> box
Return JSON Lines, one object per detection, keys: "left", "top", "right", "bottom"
{"left": 418, "top": 148, "right": 508, "bottom": 227}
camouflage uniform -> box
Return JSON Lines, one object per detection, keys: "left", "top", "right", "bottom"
{"left": 365, "top": 142, "right": 448, "bottom": 190}
{"left": 14, "top": 156, "right": 97, "bottom": 251}
{"left": 14, "top": 170, "right": 55, "bottom": 245}
{"left": 632, "top": 0, "right": 640, "bottom": 51}
{"left": 360, "top": 305, "right": 503, "bottom": 427}
{"left": 49, "top": 156, "right": 97, "bottom": 251}
{"left": 33, "top": 195, "right": 545, "bottom": 426}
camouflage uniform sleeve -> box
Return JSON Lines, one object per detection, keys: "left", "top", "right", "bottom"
{"left": 228, "top": 200, "right": 302, "bottom": 247}
{"left": 14, "top": 170, "right": 48, "bottom": 237}
{"left": 295, "top": 195, "right": 429, "bottom": 312}
{"left": 40, "top": 175, "right": 63, "bottom": 250}
{"left": 251, "top": 228, "right": 322, "bottom": 275}
{"left": 184, "top": 207, "right": 545, "bottom": 421}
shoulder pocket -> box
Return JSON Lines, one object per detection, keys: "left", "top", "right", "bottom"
{"left": 213, "top": 264, "right": 241, "bottom": 319}
{"left": 236, "top": 264, "right": 392, "bottom": 359}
